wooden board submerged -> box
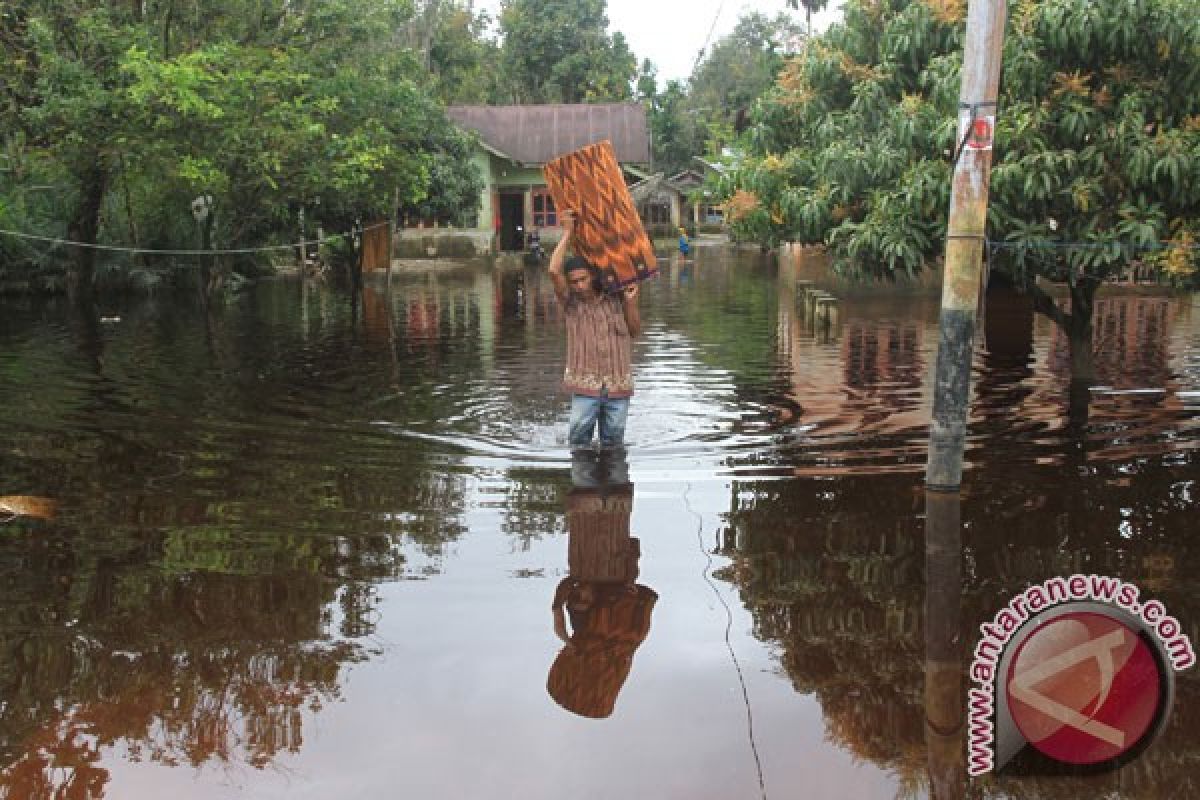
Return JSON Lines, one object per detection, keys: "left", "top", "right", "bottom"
{"left": 362, "top": 221, "right": 391, "bottom": 272}
{"left": 543, "top": 140, "right": 658, "bottom": 293}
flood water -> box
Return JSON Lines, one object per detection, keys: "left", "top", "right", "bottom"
{"left": 1, "top": 247, "right": 1198, "bottom": 799}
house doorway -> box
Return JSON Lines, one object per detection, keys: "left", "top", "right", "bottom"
{"left": 498, "top": 192, "right": 525, "bottom": 251}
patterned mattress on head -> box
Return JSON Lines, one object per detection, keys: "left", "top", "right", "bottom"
{"left": 543, "top": 140, "right": 658, "bottom": 293}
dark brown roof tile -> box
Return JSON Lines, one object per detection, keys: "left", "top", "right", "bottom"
{"left": 446, "top": 104, "right": 651, "bottom": 166}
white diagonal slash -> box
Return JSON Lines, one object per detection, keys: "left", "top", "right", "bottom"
{"left": 1009, "top": 628, "right": 1128, "bottom": 748}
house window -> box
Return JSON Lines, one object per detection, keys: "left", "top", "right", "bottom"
{"left": 533, "top": 190, "right": 557, "bottom": 227}
{"left": 645, "top": 202, "right": 671, "bottom": 226}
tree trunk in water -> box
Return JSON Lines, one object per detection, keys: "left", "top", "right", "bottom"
{"left": 66, "top": 161, "right": 108, "bottom": 305}
{"left": 1066, "top": 339, "right": 1093, "bottom": 431}
{"left": 199, "top": 214, "right": 231, "bottom": 306}
{"left": 1065, "top": 280, "right": 1098, "bottom": 430}
{"left": 198, "top": 213, "right": 213, "bottom": 307}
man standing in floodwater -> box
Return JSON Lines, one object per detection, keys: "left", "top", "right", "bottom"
{"left": 548, "top": 210, "right": 642, "bottom": 448}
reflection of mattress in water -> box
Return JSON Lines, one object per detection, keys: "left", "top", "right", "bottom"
{"left": 543, "top": 140, "right": 658, "bottom": 293}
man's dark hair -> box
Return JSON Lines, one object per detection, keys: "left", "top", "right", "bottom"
{"left": 565, "top": 256, "right": 604, "bottom": 292}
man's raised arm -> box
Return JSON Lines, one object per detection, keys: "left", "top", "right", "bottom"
{"left": 547, "top": 210, "right": 575, "bottom": 306}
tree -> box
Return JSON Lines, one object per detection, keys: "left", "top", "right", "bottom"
{"left": 2, "top": 1, "right": 144, "bottom": 301}
{"left": 418, "top": 0, "right": 508, "bottom": 104}
{"left": 646, "top": 78, "right": 705, "bottom": 176}
{"left": 689, "top": 11, "right": 806, "bottom": 132}
{"left": 787, "top": 0, "right": 832, "bottom": 37}
{"left": 641, "top": 11, "right": 803, "bottom": 176}
{"left": 497, "top": 0, "right": 637, "bottom": 103}
{"left": 397, "top": 125, "right": 486, "bottom": 226}
{"left": 715, "top": 0, "right": 1200, "bottom": 387}
{"left": 1, "top": 0, "right": 483, "bottom": 297}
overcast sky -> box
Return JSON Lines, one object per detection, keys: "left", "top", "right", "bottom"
{"left": 473, "top": 0, "right": 845, "bottom": 85}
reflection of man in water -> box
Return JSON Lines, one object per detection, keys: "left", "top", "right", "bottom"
{"left": 547, "top": 450, "right": 657, "bottom": 718}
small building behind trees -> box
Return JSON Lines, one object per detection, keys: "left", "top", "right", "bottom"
{"left": 629, "top": 169, "right": 725, "bottom": 238}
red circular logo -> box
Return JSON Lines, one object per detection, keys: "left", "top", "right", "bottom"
{"left": 1005, "top": 612, "right": 1162, "bottom": 765}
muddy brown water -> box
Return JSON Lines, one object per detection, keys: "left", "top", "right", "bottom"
{"left": 1, "top": 248, "right": 1198, "bottom": 799}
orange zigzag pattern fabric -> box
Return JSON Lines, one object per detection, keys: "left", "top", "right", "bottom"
{"left": 543, "top": 140, "right": 658, "bottom": 293}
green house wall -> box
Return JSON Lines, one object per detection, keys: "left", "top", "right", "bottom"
{"left": 464, "top": 144, "right": 649, "bottom": 243}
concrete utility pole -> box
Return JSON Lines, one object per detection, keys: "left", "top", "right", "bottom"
{"left": 925, "top": 0, "right": 1008, "bottom": 491}
{"left": 922, "top": 8, "right": 1007, "bottom": 782}
{"left": 924, "top": 488, "right": 965, "bottom": 798}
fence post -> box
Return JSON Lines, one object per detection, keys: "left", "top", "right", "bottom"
{"left": 352, "top": 217, "right": 364, "bottom": 294}
{"left": 297, "top": 207, "right": 306, "bottom": 276}
{"left": 389, "top": 187, "right": 398, "bottom": 291}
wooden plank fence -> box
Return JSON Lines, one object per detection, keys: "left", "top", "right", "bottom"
{"left": 362, "top": 221, "right": 391, "bottom": 272}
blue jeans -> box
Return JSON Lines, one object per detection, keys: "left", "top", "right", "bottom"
{"left": 569, "top": 392, "right": 630, "bottom": 448}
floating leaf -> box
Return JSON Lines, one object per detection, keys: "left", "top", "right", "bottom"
{"left": 0, "top": 495, "right": 58, "bottom": 521}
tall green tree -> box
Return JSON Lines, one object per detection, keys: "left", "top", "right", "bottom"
{"left": 2, "top": 1, "right": 145, "bottom": 300}
{"left": 645, "top": 78, "right": 705, "bottom": 176}
{"left": 409, "top": 0, "right": 506, "bottom": 104}
{"left": 689, "top": 11, "right": 805, "bottom": 133}
{"left": 716, "top": 0, "right": 1200, "bottom": 383}
{"left": 641, "top": 11, "right": 802, "bottom": 176}
{"left": 787, "top": 0, "right": 832, "bottom": 36}
{"left": 1, "top": 0, "right": 483, "bottom": 297}
{"left": 497, "top": 0, "right": 637, "bottom": 103}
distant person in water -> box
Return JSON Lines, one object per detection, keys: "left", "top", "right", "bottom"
{"left": 678, "top": 227, "right": 690, "bottom": 257}
{"left": 548, "top": 210, "right": 642, "bottom": 448}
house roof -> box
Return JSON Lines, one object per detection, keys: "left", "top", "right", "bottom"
{"left": 446, "top": 104, "right": 652, "bottom": 167}
{"left": 667, "top": 170, "right": 705, "bottom": 190}
{"left": 628, "top": 174, "right": 676, "bottom": 205}
{"left": 629, "top": 170, "right": 709, "bottom": 204}
{"left": 628, "top": 172, "right": 686, "bottom": 205}
{"left": 693, "top": 156, "right": 729, "bottom": 175}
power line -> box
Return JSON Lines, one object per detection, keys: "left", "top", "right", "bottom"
{"left": 0, "top": 222, "right": 388, "bottom": 256}
{"left": 690, "top": 0, "right": 727, "bottom": 78}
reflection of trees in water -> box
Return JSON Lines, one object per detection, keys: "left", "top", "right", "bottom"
{"left": 0, "top": 540, "right": 371, "bottom": 796}
{"left": 500, "top": 468, "right": 569, "bottom": 549}
{"left": 0, "top": 517, "right": 380, "bottom": 797}
{"left": 1045, "top": 297, "right": 1176, "bottom": 389}
{"left": 974, "top": 287, "right": 1037, "bottom": 438}
{"left": 841, "top": 321, "right": 923, "bottom": 392}
{"left": 724, "top": 458, "right": 1200, "bottom": 798}
{"left": 0, "top": 286, "right": 498, "bottom": 795}
{"left": 719, "top": 475, "right": 926, "bottom": 777}
{"left": 0, "top": 518, "right": 414, "bottom": 796}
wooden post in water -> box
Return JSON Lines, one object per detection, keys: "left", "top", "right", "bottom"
{"left": 388, "top": 187, "right": 398, "bottom": 291}
{"left": 925, "top": 0, "right": 1007, "bottom": 491}
{"left": 352, "top": 217, "right": 364, "bottom": 295}
{"left": 297, "top": 207, "right": 306, "bottom": 275}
